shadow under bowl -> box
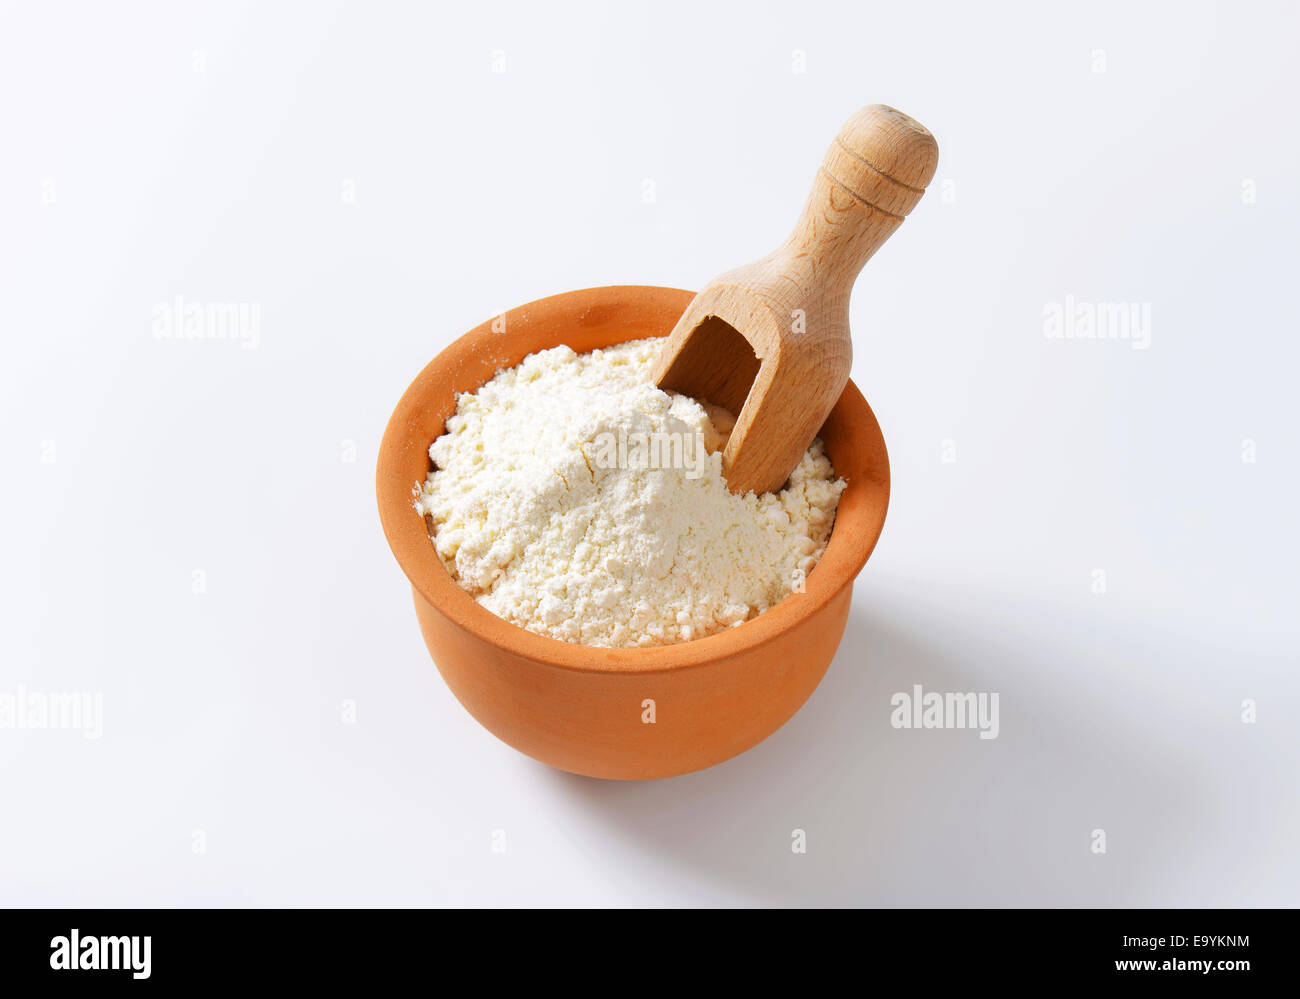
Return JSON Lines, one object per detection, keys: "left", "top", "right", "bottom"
{"left": 377, "top": 285, "right": 890, "bottom": 779}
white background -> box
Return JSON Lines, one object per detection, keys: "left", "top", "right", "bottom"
{"left": 2, "top": 0, "right": 1297, "bottom": 906}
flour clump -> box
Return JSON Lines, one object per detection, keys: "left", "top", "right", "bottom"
{"left": 415, "top": 338, "right": 846, "bottom": 648}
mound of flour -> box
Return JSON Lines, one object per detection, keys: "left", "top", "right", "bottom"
{"left": 415, "top": 338, "right": 845, "bottom": 648}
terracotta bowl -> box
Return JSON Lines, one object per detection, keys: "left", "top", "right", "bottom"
{"left": 377, "top": 286, "right": 889, "bottom": 780}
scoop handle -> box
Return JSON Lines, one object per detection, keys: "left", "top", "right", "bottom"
{"left": 784, "top": 104, "right": 939, "bottom": 286}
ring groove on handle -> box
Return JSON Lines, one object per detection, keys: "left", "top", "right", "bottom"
{"left": 823, "top": 104, "right": 938, "bottom": 218}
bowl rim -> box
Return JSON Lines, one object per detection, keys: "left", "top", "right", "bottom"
{"left": 376, "top": 284, "right": 889, "bottom": 674}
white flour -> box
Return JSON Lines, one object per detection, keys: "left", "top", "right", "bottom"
{"left": 415, "top": 338, "right": 846, "bottom": 648}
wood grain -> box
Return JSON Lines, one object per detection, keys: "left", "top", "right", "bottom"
{"left": 653, "top": 104, "right": 938, "bottom": 495}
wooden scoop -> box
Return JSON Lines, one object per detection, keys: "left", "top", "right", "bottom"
{"left": 652, "top": 104, "right": 938, "bottom": 495}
